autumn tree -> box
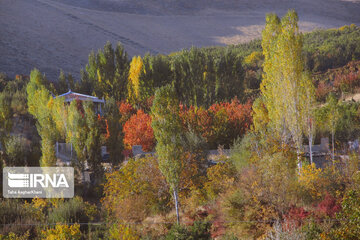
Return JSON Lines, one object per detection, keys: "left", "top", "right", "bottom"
{"left": 301, "top": 72, "right": 316, "bottom": 164}
{"left": 151, "top": 85, "right": 184, "bottom": 223}
{"left": 123, "top": 109, "right": 154, "bottom": 152}
{"left": 179, "top": 98, "right": 252, "bottom": 149}
{"left": 259, "top": 10, "right": 315, "bottom": 171}
{"left": 127, "top": 56, "right": 143, "bottom": 105}
{"left": 102, "top": 156, "right": 168, "bottom": 223}
{"left": 323, "top": 93, "right": 340, "bottom": 162}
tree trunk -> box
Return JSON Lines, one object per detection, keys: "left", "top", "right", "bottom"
{"left": 309, "top": 132, "right": 313, "bottom": 165}
{"left": 297, "top": 149, "right": 302, "bottom": 175}
{"left": 332, "top": 130, "right": 335, "bottom": 163}
{"left": 173, "top": 188, "right": 180, "bottom": 224}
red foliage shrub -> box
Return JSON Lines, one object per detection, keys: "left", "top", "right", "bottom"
{"left": 314, "top": 193, "right": 341, "bottom": 218}
{"left": 123, "top": 109, "right": 155, "bottom": 152}
{"left": 334, "top": 72, "right": 360, "bottom": 93}
{"left": 316, "top": 81, "right": 333, "bottom": 102}
{"left": 284, "top": 206, "right": 310, "bottom": 229}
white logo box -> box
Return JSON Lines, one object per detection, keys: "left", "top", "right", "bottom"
{"left": 3, "top": 167, "right": 74, "bottom": 198}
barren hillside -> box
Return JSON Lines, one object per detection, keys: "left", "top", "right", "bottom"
{"left": 1, "top": 0, "right": 359, "bottom": 80}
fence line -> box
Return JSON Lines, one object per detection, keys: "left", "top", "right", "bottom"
{"left": 0, "top": 218, "right": 349, "bottom": 226}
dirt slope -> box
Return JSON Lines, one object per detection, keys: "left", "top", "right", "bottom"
{"left": 0, "top": 0, "right": 359, "bottom": 80}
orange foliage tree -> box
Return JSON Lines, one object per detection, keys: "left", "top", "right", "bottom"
{"left": 123, "top": 109, "right": 155, "bottom": 152}
{"left": 118, "top": 101, "right": 136, "bottom": 123}
{"left": 180, "top": 98, "right": 252, "bottom": 148}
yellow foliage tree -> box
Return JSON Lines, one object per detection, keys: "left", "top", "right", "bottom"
{"left": 259, "top": 10, "right": 316, "bottom": 172}
{"left": 101, "top": 156, "right": 169, "bottom": 222}
{"left": 127, "top": 56, "right": 143, "bottom": 105}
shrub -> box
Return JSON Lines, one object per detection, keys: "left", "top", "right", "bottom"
{"left": 298, "top": 163, "right": 324, "bottom": 201}
{"left": 283, "top": 206, "right": 310, "bottom": 229}
{"left": 48, "top": 197, "right": 97, "bottom": 224}
{"left": 107, "top": 223, "right": 139, "bottom": 240}
{"left": 4, "top": 135, "right": 30, "bottom": 167}
{"left": 0, "top": 231, "right": 30, "bottom": 240}
{"left": 326, "top": 190, "right": 360, "bottom": 239}
{"left": 314, "top": 193, "right": 341, "bottom": 219}
{"left": 40, "top": 224, "right": 81, "bottom": 240}
{"left": 164, "top": 221, "right": 211, "bottom": 240}
{"left": 204, "top": 160, "right": 237, "bottom": 200}
{"left": 0, "top": 199, "right": 40, "bottom": 237}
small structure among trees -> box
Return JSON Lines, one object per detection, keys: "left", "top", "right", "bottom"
{"left": 56, "top": 90, "right": 105, "bottom": 115}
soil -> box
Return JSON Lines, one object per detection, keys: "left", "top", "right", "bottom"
{"left": 1, "top": 0, "right": 359, "bottom": 80}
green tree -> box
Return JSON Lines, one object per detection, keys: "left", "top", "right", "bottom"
{"left": 151, "top": 85, "right": 184, "bottom": 223}
{"left": 26, "top": 69, "right": 57, "bottom": 166}
{"left": 83, "top": 42, "right": 129, "bottom": 101}
{"left": 66, "top": 100, "right": 88, "bottom": 169}
{"left": 57, "top": 69, "right": 68, "bottom": 94}
{"left": 83, "top": 102, "right": 103, "bottom": 178}
{"left": 104, "top": 97, "right": 123, "bottom": 165}
{"left": 65, "top": 100, "right": 103, "bottom": 176}
{"left": 215, "top": 49, "right": 245, "bottom": 102}
{"left": 0, "top": 91, "right": 13, "bottom": 145}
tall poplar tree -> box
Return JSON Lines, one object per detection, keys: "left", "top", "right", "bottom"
{"left": 325, "top": 93, "right": 340, "bottom": 162}
{"left": 128, "top": 56, "right": 143, "bottom": 105}
{"left": 259, "top": 10, "right": 315, "bottom": 172}
{"left": 27, "top": 69, "right": 57, "bottom": 166}
{"left": 151, "top": 85, "right": 184, "bottom": 224}
{"left": 104, "top": 97, "right": 124, "bottom": 165}
{"left": 300, "top": 72, "right": 316, "bottom": 164}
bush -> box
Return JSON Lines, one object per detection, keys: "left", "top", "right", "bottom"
{"left": 4, "top": 135, "right": 29, "bottom": 167}
{"left": 0, "top": 231, "right": 30, "bottom": 240}
{"left": 40, "top": 224, "right": 81, "bottom": 240}
{"left": 326, "top": 189, "right": 360, "bottom": 239}
{"left": 204, "top": 160, "right": 237, "bottom": 200}
{"left": 164, "top": 221, "right": 211, "bottom": 240}
{"left": 107, "top": 223, "right": 139, "bottom": 240}
{"left": 0, "top": 199, "right": 40, "bottom": 237}
{"left": 48, "top": 197, "right": 97, "bottom": 224}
